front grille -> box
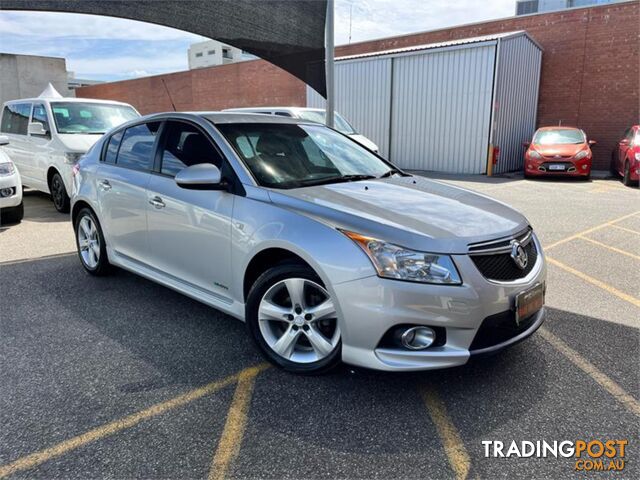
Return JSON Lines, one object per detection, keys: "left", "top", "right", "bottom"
{"left": 469, "top": 310, "right": 537, "bottom": 351}
{"left": 468, "top": 229, "right": 538, "bottom": 282}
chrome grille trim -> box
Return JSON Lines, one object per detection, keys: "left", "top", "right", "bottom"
{"left": 467, "top": 228, "right": 532, "bottom": 256}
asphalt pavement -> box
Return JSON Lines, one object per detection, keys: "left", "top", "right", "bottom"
{"left": 1, "top": 176, "right": 638, "bottom": 479}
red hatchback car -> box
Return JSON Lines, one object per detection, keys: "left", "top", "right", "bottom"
{"left": 612, "top": 125, "right": 640, "bottom": 186}
{"left": 523, "top": 127, "right": 595, "bottom": 180}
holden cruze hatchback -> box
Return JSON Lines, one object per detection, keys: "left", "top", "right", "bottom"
{"left": 71, "top": 112, "right": 547, "bottom": 374}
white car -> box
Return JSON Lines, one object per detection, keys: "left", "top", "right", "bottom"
{"left": 0, "top": 135, "right": 23, "bottom": 224}
{"left": 0, "top": 84, "right": 139, "bottom": 213}
{"left": 223, "top": 106, "right": 380, "bottom": 153}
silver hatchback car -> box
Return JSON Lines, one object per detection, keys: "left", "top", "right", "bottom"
{"left": 71, "top": 112, "right": 546, "bottom": 374}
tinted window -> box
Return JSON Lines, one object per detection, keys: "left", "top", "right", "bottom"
{"left": 1, "top": 103, "right": 31, "bottom": 135}
{"left": 51, "top": 102, "right": 139, "bottom": 134}
{"left": 31, "top": 104, "right": 50, "bottom": 134}
{"left": 103, "top": 130, "right": 124, "bottom": 164}
{"left": 116, "top": 122, "right": 160, "bottom": 172}
{"left": 159, "top": 121, "right": 223, "bottom": 176}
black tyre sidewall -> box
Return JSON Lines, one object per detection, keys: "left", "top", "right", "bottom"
{"left": 51, "top": 172, "right": 70, "bottom": 213}
{"left": 246, "top": 263, "right": 341, "bottom": 374}
{"left": 74, "top": 207, "right": 110, "bottom": 276}
{"left": 1, "top": 201, "right": 23, "bottom": 224}
{"left": 622, "top": 161, "right": 631, "bottom": 186}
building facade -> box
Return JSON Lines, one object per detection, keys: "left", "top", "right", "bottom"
{"left": 188, "top": 40, "right": 244, "bottom": 69}
{"left": 516, "top": 0, "right": 627, "bottom": 15}
{"left": 0, "top": 53, "right": 71, "bottom": 107}
{"left": 77, "top": 0, "right": 639, "bottom": 172}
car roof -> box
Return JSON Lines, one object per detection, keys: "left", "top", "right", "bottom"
{"left": 142, "top": 111, "right": 320, "bottom": 126}
{"left": 223, "top": 106, "right": 325, "bottom": 113}
{"left": 3, "top": 97, "right": 134, "bottom": 107}
{"left": 535, "top": 126, "right": 582, "bottom": 131}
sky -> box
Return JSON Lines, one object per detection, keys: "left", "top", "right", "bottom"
{"left": 0, "top": 0, "right": 515, "bottom": 82}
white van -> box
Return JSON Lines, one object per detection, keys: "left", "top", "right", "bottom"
{"left": 223, "top": 107, "right": 379, "bottom": 154}
{"left": 0, "top": 84, "right": 139, "bottom": 212}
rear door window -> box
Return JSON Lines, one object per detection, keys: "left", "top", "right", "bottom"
{"left": 115, "top": 122, "right": 161, "bottom": 172}
{"left": 0, "top": 103, "right": 32, "bottom": 135}
{"left": 103, "top": 130, "right": 124, "bottom": 164}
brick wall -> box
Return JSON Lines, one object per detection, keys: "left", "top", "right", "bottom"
{"left": 77, "top": 0, "right": 639, "bottom": 170}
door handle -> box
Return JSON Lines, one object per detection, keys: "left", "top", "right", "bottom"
{"left": 148, "top": 196, "right": 165, "bottom": 209}
{"left": 98, "top": 179, "right": 112, "bottom": 191}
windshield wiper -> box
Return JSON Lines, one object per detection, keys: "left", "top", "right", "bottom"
{"left": 300, "top": 174, "right": 377, "bottom": 187}
{"left": 378, "top": 168, "right": 404, "bottom": 178}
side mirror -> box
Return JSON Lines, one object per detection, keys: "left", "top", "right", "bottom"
{"left": 28, "top": 122, "right": 49, "bottom": 137}
{"left": 588, "top": 140, "right": 597, "bottom": 146}
{"left": 0, "top": 135, "right": 9, "bottom": 146}
{"left": 522, "top": 141, "right": 531, "bottom": 148}
{"left": 175, "top": 163, "right": 225, "bottom": 190}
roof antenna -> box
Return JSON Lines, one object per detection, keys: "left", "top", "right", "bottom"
{"left": 161, "top": 78, "right": 177, "bottom": 111}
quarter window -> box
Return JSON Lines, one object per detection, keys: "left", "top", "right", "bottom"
{"left": 0, "top": 103, "right": 32, "bottom": 135}
{"left": 103, "top": 131, "right": 124, "bottom": 164}
{"left": 159, "top": 121, "right": 223, "bottom": 176}
{"left": 116, "top": 122, "right": 160, "bottom": 172}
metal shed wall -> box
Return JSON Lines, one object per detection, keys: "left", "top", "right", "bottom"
{"left": 491, "top": 35, "right": 543, "bottom": 174}
{"left": 307, "top": 32, "right": 543, "bottom": 174}
{"left": 390, "top": 45, "right": 495, "bottom": 173}
{"left": 307, "top": 58, "right": 392, "bottom": 157}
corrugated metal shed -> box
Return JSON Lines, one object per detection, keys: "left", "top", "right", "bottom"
{"left": 308, "top": 31, "right": 543, "bottom": 174}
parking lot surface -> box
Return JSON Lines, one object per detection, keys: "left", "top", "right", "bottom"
{"left": 1, "top": 177, "right": 638, "bottom": 479}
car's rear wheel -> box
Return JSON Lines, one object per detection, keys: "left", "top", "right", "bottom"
{"left": 246, "top": 263, "right": 341, "bottom": 374}
{"left": 0, "top": 201, "right": 23, "bottom": 224}
{"left": 50, "top": 172, "right": 70, "bottom": 213}
{"left": 622, "top": 161, "right": 633, "bottom": 186}
{"left": 74, "top": 207, "right": 110, "bottom": 276}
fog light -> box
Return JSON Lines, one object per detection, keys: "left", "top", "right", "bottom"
{"left": 401, "top": 326, "right": 436, "bottom": 350}
{"left": 582, "top": 164, "right": 587, "bottom": 170}
{"left": 0, "top": 188, "right": 13, "bottom": 197}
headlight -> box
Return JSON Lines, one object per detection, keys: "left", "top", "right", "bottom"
{"left": 0, "top": 162, "right": 15, "bottom": 176}
{"left": 574, "top": 150, "right": 589, "bottom": 160}
{"left": 64, "top": 152, "right": 84, "bottom": 164}
{"left": 528, "top": 150, "right": 542, "bottom": 160}
{"left": 342, "top": 231, "right": 462, "bottom": 285}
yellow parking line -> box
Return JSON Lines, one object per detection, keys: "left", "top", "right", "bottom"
{"left": 208, "top": 364, "right": 268, "bottom": 480}
{"left": 539, "top": 328, "right": 640, "bottom": 417}
{"left": 544, "top": 211, "right": 640, "bottom": 251}
{"left": 546, "top": 257, "right": 640, "bottom": 309}
{"left": 577, "top": 236, "right": 640, "bottom": 261}
{"left": 420, "top": 385, "right": 470, "bottom": 480}
{"left": 611, "top": 224, "right": 640, "bottom": 236}
{"left": 0, "top": 366, "right": 262, "bottom": 479}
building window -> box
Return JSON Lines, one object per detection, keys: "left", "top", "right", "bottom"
{"left": 207, "top": 50, "right": 215, "bottom": 55}
{"left": 516, "top": 0, "right": 539, "bottom": 14}
{"left": 195, "top": 52, "right": 203, "bottom": 58}
{"left": 222, "top": 49, "right": 232, "bottom": 59}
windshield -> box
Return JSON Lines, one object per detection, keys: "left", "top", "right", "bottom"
{"left": 296, "top": 110, "right": 356, "bottom": 135}
{"left": 217, "top": 123, "right": 394, "bottom": 189}
{"left": 533, "top": 129, "right": 585, "bottom": 145}
{"left": 51, "top": 102, "right": 139, "bottom": 134}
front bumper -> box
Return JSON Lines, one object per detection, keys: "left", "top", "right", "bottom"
{"left": 0, "top": 173, "right": 22, "bottom": 209}
{"left": 525, "top": 158, "right": 591, "bottom": 177}
{"left": 333, "top": 237, "right": 547, "bottom": 371}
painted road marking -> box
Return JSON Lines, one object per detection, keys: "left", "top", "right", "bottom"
{"left": 540, "top": 328, "right": 640, "bottom": 417}
{"left": 209, "top": 365, "right": 267, "bottom": 480}
{"left": 420, "top": 385, "right": 471, "bottom": 480}
{"left": 0, "top": 366, "right": 267, "bottom": 478}
{"left": 546, "top": 257, "right": 640, "bottom": 310}
{"left": 0, "top": 252, "right": 75, "bottom": 266}
{"left": 578, "top": 236, "right": 640, "bottom": 261}
{"left": 611, "top": 224, "right": 640, "bottom": 236}
{"left": 544, "top": 211, "right": 640, "bottom": 251}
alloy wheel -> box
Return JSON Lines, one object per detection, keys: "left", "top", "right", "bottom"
{"left": 52, "top": 175, "right": 65, "bottom": 210}
{"left": 77, "top": 215, "right": 100, "bottom": 269}
{"left": 258, "top": 278, "right": 340, "bottom": 363}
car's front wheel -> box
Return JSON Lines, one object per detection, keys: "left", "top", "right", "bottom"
{"left": 246, "top": 263, "right": 341, "bottom": 374}
{"left": 50, "top": 172, "right": 70, "bottom": 213}
{"left": 74, "top": 207, "right": 110, "bottom": 276}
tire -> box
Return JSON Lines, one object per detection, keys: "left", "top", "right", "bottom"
{"left": 246, "top": 262, "right": 341, "bottom": 374}
{"left": 0, "top": 201, "right": 24, "bottom": 224}
{"left": 74, "top": 207, "right": 111, "bottom": 276}
{"left": 622, "top": 161, "right": 632, "bottom": 186}
{"left": 50, "top": 172, "right": 70, "bottom": 213}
